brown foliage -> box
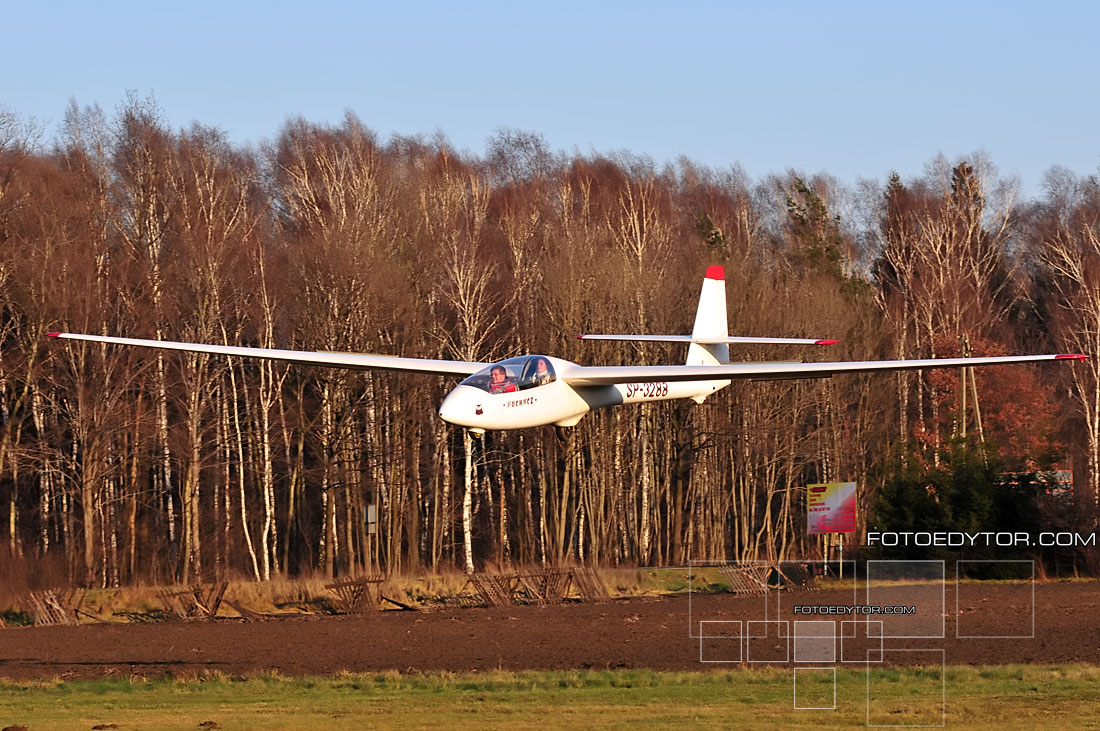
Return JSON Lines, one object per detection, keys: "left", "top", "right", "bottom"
{"left": 0, "top": 105, "right": 1090, "bottom": 586}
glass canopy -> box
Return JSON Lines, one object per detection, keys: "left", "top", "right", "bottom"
{"left": 459, "top": 356, "right": 556, "bottom": 394}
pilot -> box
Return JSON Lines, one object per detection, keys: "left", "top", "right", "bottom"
{"left": 532, "top": 357, "right": 552, "bottom": 386}
{"left": 488, "top": 365, "right": 517, "bottom": 394}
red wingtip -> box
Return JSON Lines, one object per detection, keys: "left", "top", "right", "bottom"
{"left": 46, "top": 332, "right": 61, "bottom": 338}
{"left": 814, "top": 339, "right": 841, "bottom": 345}
{"left": 1056, "top": 353, "right": 1088, "bottom": 360}
{"left": 705, "top": 265, "right": 724, "bottom": 281}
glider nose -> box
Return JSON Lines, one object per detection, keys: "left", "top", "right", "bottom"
{"left": 439, "top": 386, "right": 479, "bottom": 427}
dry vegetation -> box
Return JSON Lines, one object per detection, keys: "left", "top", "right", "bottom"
{"left": 0, "top": 100, "right": 1098, "bottom": 591}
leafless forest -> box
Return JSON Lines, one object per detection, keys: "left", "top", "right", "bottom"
{"left": 0, "top": 100, "right": 1097, "bottom": 589}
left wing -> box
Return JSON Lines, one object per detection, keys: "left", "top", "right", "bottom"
{"left": 46, "top": 333, "right": 488, "bottom": 378}
{"left": 559, "top": 354, "right": 1087, "bottom": 386}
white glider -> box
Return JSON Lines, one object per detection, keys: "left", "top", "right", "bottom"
{"left": 48, "top": 266, "right": 1086, "bottom": 433}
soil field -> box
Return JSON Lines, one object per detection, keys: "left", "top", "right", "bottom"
{"left": 2, "top": 581, "right": 1098, "bottom": 680}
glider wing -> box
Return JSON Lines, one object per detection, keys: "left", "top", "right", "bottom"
{"left": 560, "top": 354, "right": 1086, "bottom": 387}
{"left": 46, "top": 332, "right": 487, "bottom": 378}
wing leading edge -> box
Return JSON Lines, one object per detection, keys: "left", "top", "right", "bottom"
{"left": 46, "top": 333, "right": 488, "bottom": 378}
{"left": 559, "top": 354, "right": 1087, "bottom": 387}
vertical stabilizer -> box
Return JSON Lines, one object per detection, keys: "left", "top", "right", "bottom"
{"left": 686, "top": 266, "right": 729, "bottom": 366}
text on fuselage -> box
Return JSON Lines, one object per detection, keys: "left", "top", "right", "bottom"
{"left": 625, "top": 382, "right": 669, "bottom": 398}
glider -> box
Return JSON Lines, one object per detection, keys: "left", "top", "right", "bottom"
{"left": 48, "top": 266, "right": 1086, "bottom": 433}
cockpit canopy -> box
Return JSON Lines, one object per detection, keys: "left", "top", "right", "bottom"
{"left": 460, "top": 356, "right": 556, "bottom": 394}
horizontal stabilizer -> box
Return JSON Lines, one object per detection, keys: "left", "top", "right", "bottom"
{"left": 579, "top": 334, "right": 839, "bottom": 346}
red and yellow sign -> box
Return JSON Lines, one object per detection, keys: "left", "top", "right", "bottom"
{"left": 807, "top": 482, "right": 857, "bottom": 534}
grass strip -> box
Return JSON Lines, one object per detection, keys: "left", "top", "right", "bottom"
{"left": 0, "top": 665, "right": 1098, "bottom": 730}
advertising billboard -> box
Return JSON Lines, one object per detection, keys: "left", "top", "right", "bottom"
{"left": 807, "top": 481, "right": 857, "bottom": 534}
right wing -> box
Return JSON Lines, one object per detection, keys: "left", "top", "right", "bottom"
{"left": 46, "top": 332, "right": 488, "bottom": 378}
{"left": 559, "top": 353, "right": 1087, "bottom": 386}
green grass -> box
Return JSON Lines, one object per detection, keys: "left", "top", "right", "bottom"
{"left": 2, "top": 666, "right": 1099, "bottom": 730}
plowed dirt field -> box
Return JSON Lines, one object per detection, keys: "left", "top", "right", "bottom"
{"left": 2, "top": 581, "right": 1097, "bottom": 679}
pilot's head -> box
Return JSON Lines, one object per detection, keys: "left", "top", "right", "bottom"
{"left": 490, "top": 366, "right": 507, "bottom": 382}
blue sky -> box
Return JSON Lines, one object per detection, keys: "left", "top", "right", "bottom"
{"left": 5, "top": 1, "right": 1097, "bottom": 197}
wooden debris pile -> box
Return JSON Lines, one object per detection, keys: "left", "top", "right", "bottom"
{"left": 22, "top": 588, "right": 86, "bottom": 626}
{"left": 463, "top": 567, "right": 611, "bottom": 608}
{"left": 157, "top": 581, "right": 228, "bottom": 619}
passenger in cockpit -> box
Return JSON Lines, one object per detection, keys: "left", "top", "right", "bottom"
{"left": 488, "top": 365, "right": 517, "bottom": 394}
{"left": 532, "top": 357, "right": 553, "bottom": 386}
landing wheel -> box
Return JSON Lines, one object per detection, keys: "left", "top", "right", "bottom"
{"left": 555, "top": 426, "right": 572, "bottom": 444}
{"left": 467, "top": 429, "right": 485, "bottom": 439}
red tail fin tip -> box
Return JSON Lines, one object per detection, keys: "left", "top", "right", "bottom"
{"left": 705, "top": 266, "right": 724, "bottom": 281}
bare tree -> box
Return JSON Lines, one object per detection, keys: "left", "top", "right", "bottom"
{"left": 1037, "top": 190, "right": 1100, "bottom": 509}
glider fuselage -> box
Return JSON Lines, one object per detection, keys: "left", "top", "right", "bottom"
{"left": 437, "top": 354, "right": 729, "bottom": 431}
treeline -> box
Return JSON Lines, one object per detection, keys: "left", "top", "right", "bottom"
{"left": 0, "top": 100, "right": 1097, "bottom": 588}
